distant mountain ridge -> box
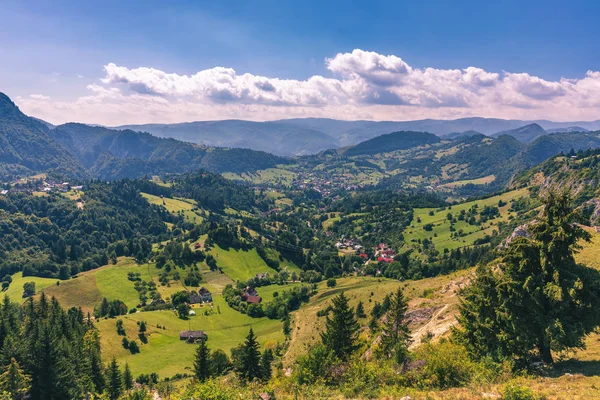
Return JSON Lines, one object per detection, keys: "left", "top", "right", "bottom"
{"left": 117, "top": 117, "right": 600, "bottom": 156}
{"left": 342, "top": 131, "right": 440, "bottom": 156}
{"left": 0, "top": 92, "right": 289, "bottom": 181}
{"left": 0, "top": 93, "right": 86, "bottom": 180}
{"left": 116, "top": 120, "right": 339, "bottom": 157}
{"left": 491, "top": 123, "right": 547, "bottom": 142}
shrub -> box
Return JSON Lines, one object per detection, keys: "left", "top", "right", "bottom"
{"left": 295, "top": 344, "right": 339, "bottom": 385}
{"left": 413, "top": 342, "right": 474, "bottom": 389}
{"left": 503, "top": 382, "right": 543, "bottom": 400}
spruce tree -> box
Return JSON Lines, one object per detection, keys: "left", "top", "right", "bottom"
{"left": 193, "top": 338, "right": 211, "bottom": 382}
{"left": 355, "top": 301, "right": 366, "bottom": 318}
{"left": 106, "top": 358, "right": 123, "bottom": 400}
{"left": 0, "top": 358, "right": 30, "bottom": 400}
{"left": 83, "top": 329, "right": 105, "bottom": 393}
{"left": 123, "top": 363, "right": 133, "bottom": 390}
{"left": 456, "top": 188, "right": 600, "bottom": 364}
{"left": 238, "top": 329, "right": 262, "bottom": 381}
{"left": 260, "top": 349, "right": 274, "bottom": 381}
{"left": 380, "top": 288, "right": 411, "bottom": 364}
{"left": 321, "top": 292, "right": 359, "bottom": 360}
{"left": 282, "top": 314, "right": 291, "bottom": 338}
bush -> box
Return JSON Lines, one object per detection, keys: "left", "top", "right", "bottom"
{"left": 129, "top": 340, "right": 140, "bottom": 354}
{"left": 412, "top": 342, "right": 474, "bottom": 389}
{"left": 326, "top": 278, "right": 337, "bottom": 288}
{"left": 295, "top": 344, "right": 339, "bottom": 385}
{"left": 503, "top": 382, "right": 543, "bottom": 400}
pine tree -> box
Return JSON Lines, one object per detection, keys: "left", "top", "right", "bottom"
{"left": 106, "top": 358, "right": 123, "bottom": 400}
{"left": 193, "top": 338, "right": 211, "bottom": 382}
{"left": 456, "top": 188, "right": 600, "bottom": 364}
{"left": 321, "top": 292, "right": 359, "bottom": 360}
{"left": 379, "top": 288, "right": 411, "bottom": 364}
{"left": 0, "top": 358, "right": 30, "bottom": 400}
{"left": 83, "top": 329, "right": 105, "bottom": 393}
{"left": 123, "top": 363, "right": 133, "bottom": 390}
{"left": 282, "top": 314, "right": 291, "bottom": 338}
{"left": 260, "top": 349, "right": 274, "bottom": 381}
{"left": 238, "top": 329, "right": 262, "bottom": 381}
{"left": 139, "top": 321, "right": 146, "bottom": 333}
{"left": 355, "top": 301, "right": 366, "bottom": 318}
{"left": 100, "top": 298, "right": 110, "bottom": 318}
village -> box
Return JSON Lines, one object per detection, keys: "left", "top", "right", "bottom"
{"left": 1, "top": 175, "right": 83, "bottom": 196}
{"left": 335, "top": 236, "right": 398, "bottom": 265}
{"left": 291, "top": 171, "right": 364, "bottom": 197}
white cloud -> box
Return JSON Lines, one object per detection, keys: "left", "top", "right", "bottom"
{"left": 14, "top": 49, "right": 600, "bottom": 125}
{"left": 29, "top": 94, "right": 50, "bottom": 100}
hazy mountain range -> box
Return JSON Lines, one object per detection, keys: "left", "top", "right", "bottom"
{"left": 118, "top": 117, "right": 600, "bottom": 156}
{"left": 0, "top": 92, "right": 287, "bottom": 181}
{"left": 3, "top": 88, "right": 600, "bottom": 184}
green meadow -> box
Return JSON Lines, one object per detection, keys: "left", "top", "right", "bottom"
{"left": 3, "top": 272, "right": 58, "bottom": 302}
{"left": 141, "top": 192, "right": 204, "bottom": 224}
{"left": 208, "top": 244, "right": 277, "bottom": 282}
{"left": 404, "top": 188, "right": 528, "bottom": 253}
{"left": 96, "top": 295, "right": 284, "bottom": 378}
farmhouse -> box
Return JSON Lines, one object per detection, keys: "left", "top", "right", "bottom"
{"left": 189, "top": 287, "right": 212, "bottom": 304}
{"left": 198, "top": 287, "right": 212, "bottom": 303}
{"left": 242, "top": 287, "right": 262, "bottom": 304}
{"left": 179, "top": 330, "right": 207, "bottom": 343}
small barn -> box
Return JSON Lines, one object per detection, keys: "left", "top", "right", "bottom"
{"left": 179, "top": 330, "right": 207, "bottom": 343}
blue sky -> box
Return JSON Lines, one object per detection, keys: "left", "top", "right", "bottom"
{"left": 2, "top": 0, "right": 600, "bottom": 124}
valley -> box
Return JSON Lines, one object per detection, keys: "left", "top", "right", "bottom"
{"left": 3, "top": 89, "right": 600, "bottom": 399}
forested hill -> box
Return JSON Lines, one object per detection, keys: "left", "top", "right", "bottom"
{"left": 0, "top": 168, "right": 271, "bottom": 281}
{"left": 491, "top": 123, "right": 547, "bottom": 142}
{"left": 0, "top": 92, "right": 289, "bottom": 181}
{"left": 0, "top": 93, "right": 86, "bottom": 180}
{"left": 135, "top": 170, "right": 271, "bottom": 212}
{"left": 514, "top": 148, "right": 600, "bottom": 202}
{"left": 342, "top": 130, "right": 441, "bottom": 156}
{"left": 51, "top": 123, "right": 288, "bottom": 179}
{"left": 0, "top": 180, "right": 175, "bottom": 279}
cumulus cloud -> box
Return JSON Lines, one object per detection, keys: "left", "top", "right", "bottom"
{"left": 14, "top": 49, "right": 600, "bottom": 125}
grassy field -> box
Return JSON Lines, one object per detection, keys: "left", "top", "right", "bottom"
{"left": 3, "top": 272, "right": 58, "bottom": 302}
{"left": 31, "top": 258, "right": 194, "bottom": 313}
{"left": 576, "top": 227, "right": 600, "bottom": 270}
{"left": 141, "top": 193, "right": 203, "bottom": 224}
{"left": 439, "top": 174, "right": 496, "bottom": 188}
{"left": 264, "top": 248, "right": 302, "bottom": 273}
{"left": 60, "top": 189, "right": 83, "bottom": 201}
{"left": 241, "top": 168, "right": 297, "bottom": 186}
{"left": 150, "top": 176, "right": 173, "bottom": 187}
{"left": 40, "top": 272, "right": 103, "bottom": 313}
{"left": 321, "top": 212, "right": 341, "bottom": 230}
{"left": 97, "top": 295, "right": 284, "bottom": 378}
{"left": 285, "top": 271, "right": 465, "bottom": 364}
{"left": 209, "top": 244, "right": 277, "bottom": 282}
{"left": 257, "top": 282, "right": 303, "bottom": 304}
{"left": 404, "top": 188, "right": 528, "bottom": 253}
{"left": 263, "top": 190, "right": 294, "bottom": 207}
{"left": 94, "top": 259, "right": 155, "bottom": 308}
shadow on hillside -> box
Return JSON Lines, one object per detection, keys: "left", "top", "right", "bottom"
{"left": 547, "top": 359, "right": 600, "bottom": 377}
